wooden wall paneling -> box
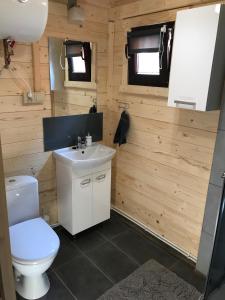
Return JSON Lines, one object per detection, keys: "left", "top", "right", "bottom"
{"left": 110, "top": 0, "right": 139, "bottom": 7}
{"left": 91, "top": 43, "right": 97, "bottom": 84}
{"left": 0, "top": 0, "right": 109, "bottom": 226}
{"left": 111, "top": 0, "right": 225, "bottom": 20}
{"left": 0, "top": 138, "right": 16, "bottom": 300}
{"left": 32, "top": 42, "right": 41, "bottom": 91}
{"left": 108, "top": 0, "right": 220, "bottom": 258}
{"left": 105, "top": 21, "right": 115, "bottom": 146}
{"left": 0, "top": 0, "right": 220, "bottom": 262}
{"left": 52, "top": 0, "right": 110, "bottom": 9}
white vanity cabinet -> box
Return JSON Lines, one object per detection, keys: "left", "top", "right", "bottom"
{"left": 73, "top": 175, "right": 93, "bottom": 234}
{"left": 168, "top": 4, "right": 225, "bottom": 111}
{"left": 56, "top": 160, "right": 112, "bottom": 235}
{"left": 92, "top": 169, "right": 111, "bottom": 226}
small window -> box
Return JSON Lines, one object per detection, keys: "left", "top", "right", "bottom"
{"left": 126, "top": 22, "right": 175, "bottom": 87}
{"left": 64, "top": 40, "right": 92, "bottom": 82}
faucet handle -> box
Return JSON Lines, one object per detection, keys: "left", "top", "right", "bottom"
{"left": 81, "top": 137, "right": 87, "bottom": 147}
{"left": 81, "top": 136, "right": 86, "bottom": 143}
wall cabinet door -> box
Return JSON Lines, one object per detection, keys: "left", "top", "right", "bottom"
{"left": 92, "top": 169, "right": 111, "bottom": 226}
{"left": 168, "top": 4, "right": 225, "bottom": 111}
{"left": 73, "top": 175, "right": 92, "bottom": 234}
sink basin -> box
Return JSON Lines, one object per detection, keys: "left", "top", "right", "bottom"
{"left": 53, "top": 143, "right": 116, "bottom": 169}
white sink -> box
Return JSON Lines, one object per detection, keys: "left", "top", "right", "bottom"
{"left": 53, "top": 143, "right": 116, "bottom": 169}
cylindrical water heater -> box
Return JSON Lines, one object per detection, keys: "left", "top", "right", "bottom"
{"left": 0, "top": 0, "right": 48, "bottom": 43}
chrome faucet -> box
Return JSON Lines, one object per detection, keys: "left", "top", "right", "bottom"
{"left": 77, "top": 136, "right": 86, "bottom": 149}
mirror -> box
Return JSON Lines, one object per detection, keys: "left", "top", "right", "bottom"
{"left": 48, "top": 37, "right": 97, "bottom": 116}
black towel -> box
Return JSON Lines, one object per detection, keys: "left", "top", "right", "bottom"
{"left": 113, "top": 110, "right": 130, "bottom": 146}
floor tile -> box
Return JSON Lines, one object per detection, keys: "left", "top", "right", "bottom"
{"left": 111, "top": 210, "right": 182, "bottom": 256}
{"left": 86, "top": 241, "right": 138, "bottom": 283}
{"left": 50, "top": 211, "right": 204, "bottom": 299}
{"left": 16, "top": 271, "right": 75, "bottom": 300}
{"left": 51, "top": 228, "right": 81, "bottom": 269}
{"left": 52, "top": 241, "right": 81, "bottom": 270}
{"left": 97, "top": 216, "right": 129, "bottom": 240}
{"left": 71, "top": 227, "right": 106, "bottom": 253}
{"left": 170, "top": 260, "right": 206, "bottom": 292}
{"left": 53, "top": 226, "right": 73, "bottom": 246}
{"left": 112, "top": 229, "right": 178, "bottom": 267}
{"left": 56, "top": 255, "right": 113, "bottom": 300}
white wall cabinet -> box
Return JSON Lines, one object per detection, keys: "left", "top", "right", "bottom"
{"left": 56, "top": 161, "right": 112, "bottom": 235}
{"left": 168, "top": 4, "right": 225, "bottom": 111}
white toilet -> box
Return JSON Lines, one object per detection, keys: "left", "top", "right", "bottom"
{"left": 5, "top": 176, "right": 60, "bottom": 300}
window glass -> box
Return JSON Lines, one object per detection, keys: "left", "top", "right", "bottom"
{"left": 72, "top": 57, "right": 86, "bottom": 73}
{"left": 136, "top": 52, "right": 160, "bottom": 75}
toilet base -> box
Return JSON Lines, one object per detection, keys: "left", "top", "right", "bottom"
{"left": 16, "top": 272, "right": 50, "bottom": 300}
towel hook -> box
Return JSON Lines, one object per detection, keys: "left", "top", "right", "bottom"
{"left": 118, "top": 101, "right": 129, "bottom": 110}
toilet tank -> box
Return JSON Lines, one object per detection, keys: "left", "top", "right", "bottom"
{"left": 5, "top": 176, "right": 39, "bottom": 226}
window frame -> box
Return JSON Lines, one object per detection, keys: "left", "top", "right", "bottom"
{"left": 127, "top": 22, "right": 175, "bottom": 88}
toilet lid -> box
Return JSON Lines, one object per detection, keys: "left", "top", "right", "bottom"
{"left": 9, "top": 218, "right": 60, "bottom": 263}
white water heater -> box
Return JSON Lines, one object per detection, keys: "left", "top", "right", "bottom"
{"left": 0, "top": 0, "right": 48, "bottom": 43}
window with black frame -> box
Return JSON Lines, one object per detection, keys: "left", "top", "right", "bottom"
{"left": 64, "top": 40, "right": 92, "bottom": 82}
{"left": 126, "top": 22, "right": 175, "bottom": 87}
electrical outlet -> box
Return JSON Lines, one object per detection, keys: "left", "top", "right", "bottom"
{"left": 23, "top": 91, "right": 45, "bottom": 105}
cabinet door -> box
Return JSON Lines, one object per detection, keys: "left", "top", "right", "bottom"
{"left": 73, "top": 175, "right": 92, "bottom": 234}
{"left": 92, "top": 169, "right": 111, "bottom": 226}
{"left": 168, "top": 5, "right": 223, "bottom": 111}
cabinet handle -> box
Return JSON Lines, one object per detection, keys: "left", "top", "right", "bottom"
{"left": 80, "top": 178, "right": 91, "bottom": 186}
{"left": 174, "top": 100, "right": 196, "bottom": 106}
{"left": 96, "top": 174, "right": 106, "bottom": 181}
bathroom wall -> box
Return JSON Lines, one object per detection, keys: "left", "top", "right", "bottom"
{"left": 0, "top": 0, "right": 223, "bottom": 261}
{"left": 110, "top": 0, "right": 137, "bottom": 7}
{"left": 106, "top": 0, "right": 224, "bottom": 259}
{"left": 0, "top": 0, "right": 109, "bottom": 224}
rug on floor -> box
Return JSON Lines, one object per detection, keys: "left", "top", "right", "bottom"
{"left": 98, "top": 259, "right": 202, "bottom": 300}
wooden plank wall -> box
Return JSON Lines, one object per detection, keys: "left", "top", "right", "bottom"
{"left": 51, "top": 0, "right": 109, "bottom": 119}
{"left": 107, "top": 0, "right": 223, "bottom": 258}
{"left": 0, "top": 0, "right": 222, "bottom": 260}
{"left": 0, "top": 138, "right": 16, "bottom": 300}
{"left": 110, "top": 0, "right": 138, "bottom": 7}
{"left": 0, "top": 0, "right": 109, "bottom": 225}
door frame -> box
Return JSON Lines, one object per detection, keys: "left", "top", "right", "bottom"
{"left": 0, "top": 137, "right": 16, "bottom": 300}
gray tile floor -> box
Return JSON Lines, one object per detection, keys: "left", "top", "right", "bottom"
{"left": 17, "top": 210, "right": 206, "bottom": 300}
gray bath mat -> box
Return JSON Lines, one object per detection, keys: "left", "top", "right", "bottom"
{"left": 98, "top": 259, "right": 202, "bottom": 300}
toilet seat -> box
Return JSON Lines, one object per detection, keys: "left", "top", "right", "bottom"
{"left": 9, "top": 218, "right": 60, "bottom": 264}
